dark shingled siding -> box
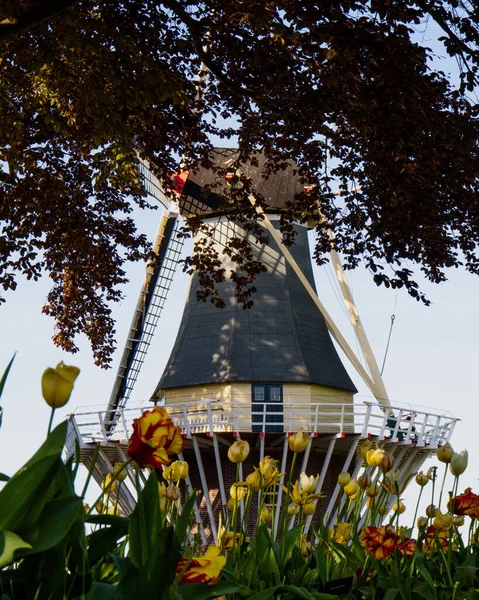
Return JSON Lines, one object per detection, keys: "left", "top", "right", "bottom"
{"left": 155, "top": 220, "right": 357, "bottom": 394}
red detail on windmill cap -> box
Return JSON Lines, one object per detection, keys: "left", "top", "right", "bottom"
{"left": 259, "top": 432, "right": 265, "bottom": 438}
{"left": 206, "top": 431, "right": 211, "bottom": 437}
{"left": 313, "top": 432, "right": 319, "bottom": 438}
{"left": 167, "top": 171, "right": 189, "bottom": 196}
{"left": 287, "top": 432, "right": 292, "bottom": 437}
{"left": 340, "top": 432, "right": 346, "bottom": 438}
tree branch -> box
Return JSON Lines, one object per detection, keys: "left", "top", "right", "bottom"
{"left": 0, "top": 0, "right": 78, "bottom": 42}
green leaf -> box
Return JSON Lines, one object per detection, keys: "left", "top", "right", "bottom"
{"left": 22, "top": 421, "right": 68, "bottom": 470}
{"left": 384, "top": 590, "right": 399, "bottom": 600}
{"left": 413, "top": 583, "right": 438, "bottom": 600}
{"left": 0, "top": 473, "right": 10, "bottom": 482}
{"left": 0, "top": 354, "right": 15, "bottom": 400}
{"left": 415, "top": 553, "right": 436, "bottom": 589}
{"left": 20, "top": 495, "right": 83, "bottom": 554}
{"left": 175, "top": 492, "right": 197, "bottom": 545}
{"left": 87, "top": 514, "right": 129, "bottom": 528}
{"left": 178, "top": 582, "right": 240, "bottom": 600}
{"left": 249, "top": 585, "right": 333, "bottom": 600}
{"left": 0, "top": 530, "right": 32, "bottom": 567}
{"left": 278, "top": 524, "right": 302, "bottom": 573}
{"left": 0, "top": 455, "right": 62, "bottom": 531}
{"left": 87, "top": 522, "right": 129, "bottom": 564}
{"left": 83, "top": 582, "right": 117, "bottom": 599}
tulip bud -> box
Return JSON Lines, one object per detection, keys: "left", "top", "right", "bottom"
{"left": 425, "top": 504, "right": 437, "bottom": 518}
{"left": 303, "top": 502, "right": 316, "bottom": 516}
{"left": 415, "top": 471, "right": 429, "bottom": 487}
{"left": 260, "top": 506, "right": 272, "bottom": 522}
{"left": 343, "top": 479, "right": 359, "bottom": 498}
{"left": 102, "top": 474, "right": 116, "bottom": 492}
{"left": 377, "top": 503, "right": 389, "bottom": 516}
{"left": 107, "top": 505, "right": 119, "bottom": 515}
{"left": 433, "top": 510, "right": 453, "bottom": 532}
{"left": 95, "top": 502, "right": 104, "bottom": 514}
{"left": 379, "top": 452, "right": 394, "bottom": 474}
{"left": 360, "top": 440, "right": 372, "bottom": 462}
{"left": 301, "top": 535, "right": 312, "bottom": 556}
{"left": 392, "top": 500, "right": 406, "bottom": 514}
{"left": 417, "top": 516, "right": 428, "bottom": 529}
{"left": 41, "top": 362, "right": 80, "bottom": 409}
{"left": 83, "top": 503, "right": 90, "bottom": 513}
{"left": 158, "top": 481, "right": 167, "bottom": 498}
{"left": 437, "top": 442, "right": 454, "bottom": 464}
{"left": 230, "top": 484, "right": 248, "bottom": 501}
{"left": 453, "top": 515, "right": 465, "bottom": 527}
{"left": 338, "top": 472, "right": 350, "bottom": 488}
{"left": 166, "top": 485, "right": 181, "bottom": 502}
{"left": 288, "top": 429, "right": 310, "bottom": 453}
{"left": 228, "top": 440, "right": 250, "bottom": 463}
{"left": 450, "top": 450, "right": 468, "bottom": 477}
{"left": 246, "top": 470, "right": 262, "bottom": 492}
{"left": 366, "top": 484, "right": 380, "bottom": 497}
{"left": 112, "top": 462, "right": 127, "bottom": 482}
{"left": 358, "top": 474, "right": 371, "bottom": 489}
{"left": 288, "top": 503, "right": 300, "bottom": 516}
{"left": 163, "top": 460, "right": 189, "bottom": 482}
{"left": 227, "top": 497, "right": 235, "bottom": 511}
{"left": 159, "top": 497, "right": 168, "bottom": 512}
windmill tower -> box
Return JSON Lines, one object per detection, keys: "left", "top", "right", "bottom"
{"left": 65, "top": 149, "right": 458, "bottom": 541}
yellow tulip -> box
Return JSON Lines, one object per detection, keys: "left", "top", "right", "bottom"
{"left": 453, "top": 515, "right": 465, "bottom": 527}
{"left": 366, "top": 484, "right": 380, "bottom": 497}
{"left": 331, "top": 522, "right": 351, "bottom": 544}
{"left": 95, "top": 502, "right": 104, "bottom": 514}
{"left": 343, "top": 479, "right": 359, "bottom": 498}
{"left": 417, "top": 516, "right": 428, "bottom": 529}
{"left": 246, "top": 470, "right": 262, "bottom": 492}
{"left": 450, "top": 450, "right": 468, "bottom": 476}
{"left": 258, "top": 456, "right": 282, "bottom": 487}
{"left": 437, "top": 442, "right": 454, "bottom": 464}
{"left": 392, "top": 500, "right": 406, "bottom": 514}
{"left": 158, "top": 481, "right": 167, "bottom": 498}
{"left": 366, "top": 448, "right": 385, "bottom": 467}
{"left": 338, "top": 472, "right": 350, "bottom": 488}
{"left": 41, "top": 362, "right": 80, "bottom": 408}
{"left": 433, "top": 510, "right": 453, "bottom": 532}
{"left": 303, "top": 502, "right": 316, "bottom": 516}
{"left": 288, "top": 429, "right": 309, "bottom": 453}
{"left": 102, "top": 474, "right": 116, "bottom": 492}
{"left": 288, "top": 503, "right": 300, "bottom": 516}
{"left": 112, "top": 462, "right": 127, "bottom": 482}
{"left": 425, "top": 504, "right": 437, "bottom": 518}
{"left": 228, "top": 440, "right": 250, "bottom": 463}
{"left": 360, "top": 440, "right": 372, "bottom": 462}
{"left": 301, "top": 535, "right": 312, "bottom": 556}
{"left": 358, "top": 474, "right": 371, "bottom": 489}
{"left": 230, "top": 484, "right": 248, "bottom": 501}
{"left": 227, "top": 497, "right": 235, "bottom": 511}
{"left": 260, "top": 506, "right": 272, "bottom": 522}
{"left": 415, "top": 471, "right": 429, "bottom": 487}
{"left": 163, "top": 460, "right": 189, "bottom": 482}
{"left": 299, "top": 472, "right": 319, "bottom": 494}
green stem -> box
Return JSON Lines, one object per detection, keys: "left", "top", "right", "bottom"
{"left": 412, "top": 486, "right": 424, "bottom": 536}
{"left": 47, "top": 407, "right": 56, "bottom": 436}
{"left": 81, "top": 443, "right": 100, "bottom": 499}
{"left": 438, "top": 463, "right": 448, "bottom": 511}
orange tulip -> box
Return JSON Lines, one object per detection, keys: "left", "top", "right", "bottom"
{"left": 128, "top": 406, "right": 182, "bottom": 468}
{"left": 176, "top": 546, "right": 226, "bottom": 585}
{"left": 451, "top": 487, "right": 479, "bottom": 518}
{"left": 360, "top": 525, "right": 398, "bottom": 559}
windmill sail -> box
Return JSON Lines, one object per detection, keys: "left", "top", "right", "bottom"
{"left": 105, "top": 164, "right": 184, "bottom": 430}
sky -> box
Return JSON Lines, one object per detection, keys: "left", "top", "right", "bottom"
{"left": 0, "top": 196, "right": 478, "bottom": 518}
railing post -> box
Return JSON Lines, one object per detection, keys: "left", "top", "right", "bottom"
{"left": 313, "top": 403, "right": 319, "bottom": 434}
{"left": 98, "top": 412, "right": 108, "bottom": 443}
{"left": 431, "top": 416, "right": 441, "bottom": 447}
{"left": 340, "top": 405, "right": 345, "bottom": 435}
{"left": 206, "top": 401, "right": 214, "bottom": 436}
{"left": 361, "top": 403, "right": 373, "bottom": 438}
{"left": 418, "top": 414, "right": 428, "bottom": 445}
{"left": 404, "top": 412, "right": 416, "bottom": 442}
{"left": 121, "top": 409, "right": 129, "bottom": 442}
{"left": 182, "top": 404, "right": 192, "bottom": 439}
{"left": 378, "top": 407, "right": 388, "bottom": 439}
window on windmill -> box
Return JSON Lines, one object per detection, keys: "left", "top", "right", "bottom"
{"left": 252, "top": 384, "right": 284, "bottom": 433}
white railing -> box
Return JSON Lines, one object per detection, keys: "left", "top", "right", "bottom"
{"left": 65, "top": 399, "right": 458, "bottom": 457}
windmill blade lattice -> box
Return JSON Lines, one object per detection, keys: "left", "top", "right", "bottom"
{"left": 105, "top": 164, "right": 184, "bottom": 432}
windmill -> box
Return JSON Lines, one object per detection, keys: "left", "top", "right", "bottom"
{"left": 65, "top": 149, "right": 458, "bottom": 541}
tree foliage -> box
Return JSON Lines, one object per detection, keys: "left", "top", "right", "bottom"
{"left": 1, "top": 0, "right": 479, "bottom": 366}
